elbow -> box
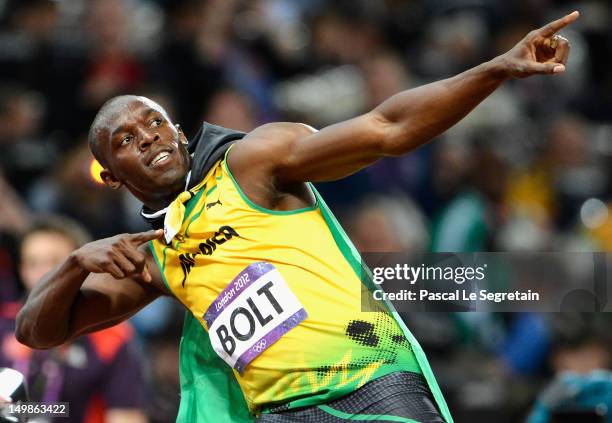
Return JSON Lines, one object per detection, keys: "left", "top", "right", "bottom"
{"left": 14, "top": 308, "right": 37, "bottom": 348}
{"left": 14, "top": 330, "right": 40, "bottom": 349}
{"left": 379, "top": 141, "right": 406, "bottom": 158}
{"left": 14, "top": 309, "right": 34, "bottom": 347}
{"left": 15, "top": 308, "right": 65, "bottom": 349}
{"left": 368, "top": 111, "right": 408, "bottom": 158}
{"left": 378, "top": 125, "right": 424, "bottom": 157}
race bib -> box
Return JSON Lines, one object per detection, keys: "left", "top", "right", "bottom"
{"left": 203, "top": 262, "right": 307, "bottom": 374}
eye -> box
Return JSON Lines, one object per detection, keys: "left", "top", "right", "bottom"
{"left": 150, "top": 118, "right": 162, "bottom": 128}
{"left": 120, "top": 134, "right": 133, "bottom": 146}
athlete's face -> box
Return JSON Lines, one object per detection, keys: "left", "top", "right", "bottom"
{"left": 99, "top": 98, "right": 191, "bottom": 202}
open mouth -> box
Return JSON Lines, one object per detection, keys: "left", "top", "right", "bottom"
{"left": 148, "top": 149, "right": 173, "bottom": 167}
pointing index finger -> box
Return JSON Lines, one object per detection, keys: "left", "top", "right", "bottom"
{"left": 130, "top": 229, "right": 165, "bottom": 245}
{"left": 537, "top": 11, "right": 579, "bottom": 37}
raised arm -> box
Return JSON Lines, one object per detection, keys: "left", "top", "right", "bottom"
{"left": 16, "top": 229, "right": 167, "bottom": 349}
{"left": 230, "top": 11, "right": 578, "bottom": 190}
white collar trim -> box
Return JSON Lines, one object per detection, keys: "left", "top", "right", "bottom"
{"left": 141, "top": 170, "right": 192, "bottom": 219}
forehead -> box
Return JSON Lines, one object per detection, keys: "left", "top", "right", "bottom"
{"left": 106, "top": 97, "right": 171, "bottom": 130}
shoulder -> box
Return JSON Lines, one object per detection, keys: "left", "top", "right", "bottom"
{"left": 226, "top": 122, "right": 317, "bottom": 207}
{"left": 228, "top": 122, "right": 316, "bottom": 170}
{"left": 246, "top": 122, "right": 317, "bottom": 140}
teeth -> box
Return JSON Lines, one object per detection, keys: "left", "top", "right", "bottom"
{"left": 152, "top": 152, "right": 170, "bottom": 165}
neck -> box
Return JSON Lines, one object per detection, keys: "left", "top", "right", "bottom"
{"left": 131, "top": 177, "right": 188, "bottom": 212}
{"left": 143, "top": 191, "right": 183, "bottom": 211}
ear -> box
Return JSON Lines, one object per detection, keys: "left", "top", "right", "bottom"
{"left": 100, "top": 168, "right": 123, "bottom": 190}
{"left": 176, "top": 123, "right": 188, "bottom": 145}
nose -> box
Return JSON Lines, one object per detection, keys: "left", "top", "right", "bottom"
{"left": 138, "top": 129, "right": 160, "bottom": 151}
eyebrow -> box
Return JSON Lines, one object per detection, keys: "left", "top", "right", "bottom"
{"left": 110, "top": 108, "right": 158, "bottom": 139}
{"left": 140, "top": 107, "right": 157, "bottom": 119}
{"left": 110, "top": 124, "right": 128, "bottom": 139}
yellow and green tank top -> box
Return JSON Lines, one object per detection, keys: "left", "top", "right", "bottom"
{"left": 149, "top": 147, "right": 453, "bottom": 422}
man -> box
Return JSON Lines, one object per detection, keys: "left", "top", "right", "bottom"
{"left": 16, "top": 12, "right": 578, "bottom": 423}
{"left": 3, "top": 217, "right": 147, "bottom": 423}
{"left": 527, "top": 317, "right": 612, "bottom": 423}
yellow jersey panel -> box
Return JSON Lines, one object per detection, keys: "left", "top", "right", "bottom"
{"left": 150, "top": 147, "right": 420, "bottom": 411}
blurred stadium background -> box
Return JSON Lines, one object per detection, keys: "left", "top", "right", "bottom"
{"left": 1, "top": 0, "right": 612, "bottom": 422}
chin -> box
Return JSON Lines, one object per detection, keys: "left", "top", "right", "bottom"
{"left": 154, "top": 170, "right": 185, "bottom": 187}
{"left": 153, "top": 166, "right": 189, "bottom": 190}
{"left": 139, "top": 152, "right": 190, "bottom": 194}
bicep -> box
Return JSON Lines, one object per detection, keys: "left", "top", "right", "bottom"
{"left": 230, "top": 114, "right": 389, "bottom": 188}
{"left": 67, "top": 272, "right": 162, "bottom": 340}
{"left": 277, "top": 112, "right": 389, "bottom": 183}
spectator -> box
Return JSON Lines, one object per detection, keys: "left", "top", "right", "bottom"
{"left": 527, "top": 316, "right": 612, "bottom": 423}
{"left": 0, "top": 216, "right": 148, "bottom": 423}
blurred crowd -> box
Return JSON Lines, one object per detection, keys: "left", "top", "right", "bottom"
{"left": 1, "top": 0, "right": 612, "bottom": 422}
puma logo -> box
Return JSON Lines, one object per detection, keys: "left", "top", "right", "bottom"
{"left": 206, "top": 199, "right": 222, "bottom": 210}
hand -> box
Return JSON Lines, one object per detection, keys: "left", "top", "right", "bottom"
{"left": 73, "top": 229, "right": 164, "bottom": 282}
{"left": 498, "top": 11, "right": 579, "bottom": 78}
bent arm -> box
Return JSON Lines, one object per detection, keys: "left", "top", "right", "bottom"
{"left": 16, "top": 236, "right": 166, "bottom": 349}
{"left": 16, "top": 255, "right": 162, "bottom": 348}
{"left": 68, "top": 261, "right": 164, "bottom": 342}
{"left": 16, "top": 254, "right": 88, "bottom": 348}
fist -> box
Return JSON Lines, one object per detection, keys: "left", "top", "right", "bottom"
{"left": 499, "top": 11, "right": 579, "bottom": 78}
{"left": 73, "top": 229, "right": 164, "bottom": 282}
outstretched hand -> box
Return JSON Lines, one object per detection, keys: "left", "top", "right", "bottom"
{"left": 499, "top": 11, "right": 579, "bottom": 78}
{"left": 73, "top": 229, "right": 164, "bottom": 282}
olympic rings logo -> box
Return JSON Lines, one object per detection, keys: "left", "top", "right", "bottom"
{"left": 252, "top": 339, "right": 267, "bottom": 353}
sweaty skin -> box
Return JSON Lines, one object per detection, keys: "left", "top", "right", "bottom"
{"left": 16, "top": 12, "right": 578, "bottom": 348}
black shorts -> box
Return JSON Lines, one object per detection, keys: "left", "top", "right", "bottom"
{"left": 256, "top": 371, "right": 447, "bottom": 423}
